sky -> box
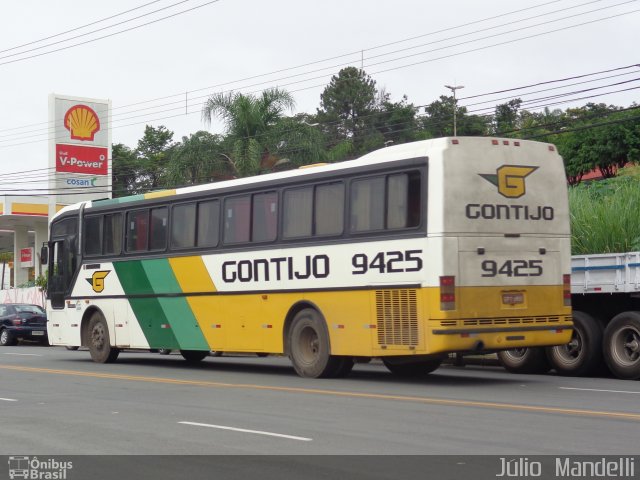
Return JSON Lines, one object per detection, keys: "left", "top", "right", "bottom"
{"left": 0, "top": 0, "right": 638, "bottom": 196}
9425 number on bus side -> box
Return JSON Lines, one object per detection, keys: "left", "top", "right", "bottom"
{"left": 481, "top": 259, "right": 543, "bottom": 277}
{"left": 352, "top": 250, "right": 423, "bottom": 275}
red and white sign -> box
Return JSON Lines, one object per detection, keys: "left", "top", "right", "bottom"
{"left": 56, "top": 144, "right": 108, "bottom": 175}
{"left": 20, "top": 248, "right": 34, "bottom": 268}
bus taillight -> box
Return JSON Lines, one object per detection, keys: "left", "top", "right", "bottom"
{"left": 563, "top": 274, "right": 571, "bottom": 306}
{"left": 440, "top": 276, "right": 456, "bottom": 311}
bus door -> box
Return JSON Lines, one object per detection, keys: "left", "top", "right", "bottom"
{"left": 47, "top": 217, "right": 80, "bottom": 345}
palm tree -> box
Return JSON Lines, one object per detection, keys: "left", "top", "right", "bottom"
{"left": 201, "top": 88, "right": 296, "bottom": 177}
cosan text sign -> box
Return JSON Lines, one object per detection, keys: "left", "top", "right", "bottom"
{"left": 56, "top": 144, "right": 108, "bottom": 175}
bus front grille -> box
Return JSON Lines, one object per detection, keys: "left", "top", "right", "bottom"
{"left": 375, "top": 289, "right": 419, "bottom": 346}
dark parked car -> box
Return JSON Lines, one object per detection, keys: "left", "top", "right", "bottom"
{"left": 0, "top": 304, "right": 48, "bottom": 346}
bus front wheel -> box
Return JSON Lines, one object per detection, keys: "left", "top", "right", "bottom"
{"left": 288, "top": 308, "right": 347, "bottom": 378}
{"left": 87, "top": 312, "right": 119, "bottom": 363}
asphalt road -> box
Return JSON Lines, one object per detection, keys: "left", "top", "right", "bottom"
{"left": 1, "top": 344, "right": 639, "bottom": 456}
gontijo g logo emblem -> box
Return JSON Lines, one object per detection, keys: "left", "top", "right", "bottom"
{"left": 479, "top": 165, "right": 538, "bottom": 199}
{"left": 87, "top": 271, "right": 110, "bottom": 293}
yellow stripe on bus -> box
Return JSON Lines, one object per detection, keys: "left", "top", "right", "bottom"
{"left": 168, "top": 256, "right": 220, "bottom": 349}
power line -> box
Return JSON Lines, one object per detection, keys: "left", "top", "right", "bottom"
{"left": 0, "top": 0, "right": 220, "bottom": 67}
{"left": 0, "top": 0, "right": 626, "bottom": 138}
{"left": 0, "top": 0, "right": 164, "bottom": 54}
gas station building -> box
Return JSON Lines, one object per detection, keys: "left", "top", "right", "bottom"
{"left": 0, "top": 93, "right": 111, "bottom": 290}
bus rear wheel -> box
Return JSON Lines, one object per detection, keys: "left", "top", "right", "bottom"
{"left": 382, "top": 356, "right": 443, "bottom": 377}
{"left": 546, "top": 310, "right": 602, "bottom": 376}
{"left": 288, "top": 308, "right": 344, "bottom": 378}
{"left": 603, "top": 311, "right": 640, "bottom": 380}
{"left": 87, "top": 312, "right": 119, "bottom": 363}
{"left": 180, "top": 350, "right": 209, "bottom": 363}
{"left": 497, "top": 347, "right": 550, "bottom": 374}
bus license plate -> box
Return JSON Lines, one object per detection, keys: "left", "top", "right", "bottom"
{"left": 32, "top": 331, "right": 44, "bottom": 336}
{"left": 502, "top": 292, "right": 524, "bottom": 305}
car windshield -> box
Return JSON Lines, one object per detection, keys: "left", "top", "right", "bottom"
{"left": 14, "top": 305, "right": 45, "bottom": 314}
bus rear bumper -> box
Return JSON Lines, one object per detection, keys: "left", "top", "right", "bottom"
{"left": 427, "top": 324, "right": 573, "bottom": 354}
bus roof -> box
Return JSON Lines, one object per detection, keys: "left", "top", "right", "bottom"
{"left": 53, "top": 137, "right": 555, "bottom": 217}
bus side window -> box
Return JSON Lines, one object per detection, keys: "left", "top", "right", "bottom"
{"left": 387, "top": 172, "right": 421, "bottom": 229}
{"left": 252, "top": 192, "right": 277, "bottom": 242}
{"left": 350, "top": 177, "right": 385, "bottom": 232}
{"left": 126, "top": 210, "right": 149, "bottom": 252}
{"left": 171, "top": 204, "right": 196, "bottom": 249}
{"left": 104, "top": 213, "right": 123, "bottom": 255}
{"left": 224, "top": 196, "right": 250, "bottom": 244}
{"left": 197, "top": 200, "right": 220, "bottom": 247}
{"left": 315, "top": 183, "right": 344, "bottom": 236}
{"left": 84, "top": 216, "right": 102, "bottom": 256}
{"left": 150, "top": 207, "right": 168, "bottom": 250}
{"left": 283, "top": 187, "right": 312, "bottom": 238}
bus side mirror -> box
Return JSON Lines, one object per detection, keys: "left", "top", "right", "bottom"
{"left": 40, "top": 243, "right": 48, "bottom": 265}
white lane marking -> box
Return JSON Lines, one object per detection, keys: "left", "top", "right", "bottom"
{"left": 560, "top": 387, "right": 640, "bottom": 395}
{"left": 179, "top": 421, "right": 312, "bottom": 441}
{"left": 3, "top": 353, "right": 43, "bottom": 356}
{"left": 0, "top": 398, "right": 18, "bottom": 402}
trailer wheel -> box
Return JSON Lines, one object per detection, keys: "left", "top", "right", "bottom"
{"left": 546, "top": 310, "right": 602, "bottom": 376}
{"left": 382, "top": 356, "right": 443, "bottom": 377}
{"left": 603, "top": 311, "right": 640, "bottom": 380}
{"left": 288, "top": 308, "right": 342, "bottom": 378}
{"left": 497, "top": 348, "right": 550, "bottom": 374}
{"left": 87, "top": 312, "right": 119, "bottom": 363}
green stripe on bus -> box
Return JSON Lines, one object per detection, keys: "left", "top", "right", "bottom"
{"left": 141, "top": 259, "right": 209, "bottom": 351}
{"left": 92, "top": 194, "right": 146, "bottom": 207}
{"left": 112, "top": 260, "right": 180, "bottom": 350}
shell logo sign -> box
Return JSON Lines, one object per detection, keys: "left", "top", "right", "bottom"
{"left": 64, "top": 104, "right": 100, "bottom": 141}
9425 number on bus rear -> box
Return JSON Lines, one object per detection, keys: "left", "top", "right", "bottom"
{"left": 481, "top": 259, "right": 543, "bottom": 277}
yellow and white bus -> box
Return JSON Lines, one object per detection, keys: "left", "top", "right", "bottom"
{"left": 43, "top": 137, "right": 573, "bottom": 378}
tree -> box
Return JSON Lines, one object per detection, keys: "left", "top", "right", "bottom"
{"left": 111, "top": 143, "right": 140, "bottom": 197}
{"left": 421, "top": 96, "right": 487, "bottom": 138}
{"left": 165, "top": 131, "right": 230, "bottom": 186}
{"left": 493, "top": 99, "right": 522, "bottom": 135}
{"left": 317, "top": 67, "right": 378, "bottom": 152}
{"left": 558, "top": 104, "right": 640, "bottom": 183}
{"left": 135, "top": 125, "right": 175, "bottom": 190}
{"left": 374, "top": 94, "right": 419, "bottom": 146}
{"left": 201, "top": 88, "right": 296, "bottom": 177}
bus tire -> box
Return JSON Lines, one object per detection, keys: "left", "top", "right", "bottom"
{"left": 546, "top": 310, "right": 602, "bottom": 376}
{"left": 288, "top": 308, "right": 341, "bottom": 378}
{"left": 65, "top": 346, "right": 79, "bottom": 351}
{"left": 497, "top": 348, "right": 550, "bottom": 374}
{"left": 603, "top": 311, "right": 640, "bottom": 380}
{"left": 382, "top": 356, "right": 443, "bottom": 377}
{"left": 180, "top": 350, "right": 209, "bottom": 363}
{"left": 87, "top": 312, "right": 119, "bottom": 363}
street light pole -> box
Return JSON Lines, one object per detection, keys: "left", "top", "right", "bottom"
{"left": 444, "top": 84, "right": 464, "bottom": 136}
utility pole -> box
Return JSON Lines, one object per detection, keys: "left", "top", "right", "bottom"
{"left": 444, "top": 84, "right": 464, "bottom": 136}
